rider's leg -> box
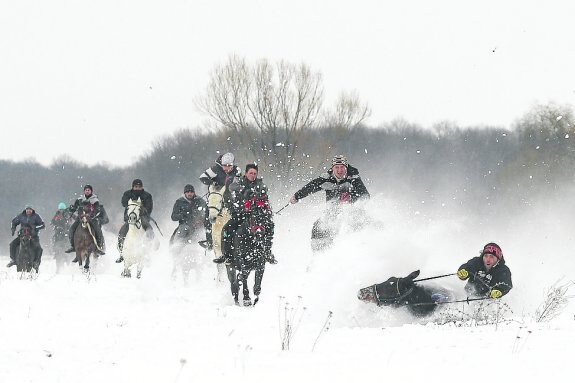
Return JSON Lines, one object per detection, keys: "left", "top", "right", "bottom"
{"left": 91, "top": 222, "right": 106, "bottom": 255}
{"left": 214, "top": 218, "right": 240, "bottom": 264}
{"left": 199, "top": 209, "right": 213, "bottom": 249}
{"left": 65, "top": 219, "right": 80, "bottom": 253}
{"left": 6, "top": 238, "right": 19, "bottom": 267}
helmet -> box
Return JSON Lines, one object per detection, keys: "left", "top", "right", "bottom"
{"left": 58, "top": 202, "right": 67, "bottom": 209}
{"left": 332, "top": 154, "right": 349, "bottom": 167}
{"left": 220, "top": 152, "right": 235, "bottom": 166}
{"left": 482, "top": 243, "right": 503, "bottom": 260}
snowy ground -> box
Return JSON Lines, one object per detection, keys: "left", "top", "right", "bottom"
{"left": 1, "top": 195, "right": 574, "bottom": 382}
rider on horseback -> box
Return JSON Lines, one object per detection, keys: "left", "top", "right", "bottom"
{"left": 214, "top": 163, "right": 277, "bottom": 265}
{"left": 51, "top": 202, "right": 74, "bottom": 241}
{"left": 289, "top": 154, "right": 370, "bottom": 205}
{"left": 198, "top": 152, "right": 241, "bottom": 250}
{"left": 170, "top": 184, "right": 208, "bottom": 244}
{"left": 65, "top": 185, "right": 108, "bottom": 257}
{"left": 115, "top": 179, "right": 154, "bottom": 263}
{"left": 6, "top": 204, "right": 45, "bottom": 270}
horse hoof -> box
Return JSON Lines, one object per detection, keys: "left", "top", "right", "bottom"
{"left": 243, "top": 299, "right": 252, "bottom": 307}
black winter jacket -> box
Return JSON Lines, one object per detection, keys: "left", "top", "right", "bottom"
{"left": 122, "top": 189, "right": 153, "bottom": 221}
{"left": 293, "top": 165, "right": 370, "bottom": 203}
{"left": 199, "top": 163, "right": 241, "bottom": 187}
{"left": 12, "top": 210, "right": 45, "bottom": 236}
{"left": 171, "top": 195, "right": 207, "bottom": 229}
{"left": 459, "top": 256, "right": 513, "bottom": 298}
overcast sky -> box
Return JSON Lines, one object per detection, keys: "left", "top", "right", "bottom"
{"left": 1, "top": 0, "right": 574, "bottom": 167}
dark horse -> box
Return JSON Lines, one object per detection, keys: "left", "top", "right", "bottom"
{"left": 16, "top": 224, "right": 37, "bottom": 274}
{"left": 73, "top": 206, "right": 98, "bottom": 273}
{"left": 357, "top": 270, "right": 448, "bottom": 317}
{"left": 227, "top": 212, "right": 268, "bottom": 306}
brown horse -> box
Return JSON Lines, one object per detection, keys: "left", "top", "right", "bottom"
{"left": 73, "top": 207, "right": 98, "bottom": 273}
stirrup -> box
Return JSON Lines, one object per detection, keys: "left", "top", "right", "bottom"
{"left": 213, "top": 256, "right": 226, "bottom": 264}
{"left": 115, "top": 256, "right": 124, "bottom": 263}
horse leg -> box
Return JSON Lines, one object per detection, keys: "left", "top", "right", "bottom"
{"left": 253, "top": 263, "right": 265, "bottom": 304}
{"left": 241, "top": 270, "right": 252, "bottom": 307}
{"left": 226, "top": 264, "right": 240, "bottom": 305}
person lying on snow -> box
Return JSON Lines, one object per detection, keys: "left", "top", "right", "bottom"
{"left": 457, "top": 242, "right": 513, "bottom": 299}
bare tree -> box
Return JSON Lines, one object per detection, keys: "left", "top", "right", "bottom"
{"left": 196, "top": 55, "right": 325, "bottom": 184}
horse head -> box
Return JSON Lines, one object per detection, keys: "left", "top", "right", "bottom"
{"left": 207, "top": 184, "right": 226, "bottom": 224}
{"left": 79, "top": 206, "right": 93, "bottom": 228}
{"left": 19, "top": 224, "right": 35, "bottom": 247}
{"left": 127, "top": 198, "right": 142, "bottom": 228}
{"left": 357, "top": 270, "right": 421, "bottom": 306}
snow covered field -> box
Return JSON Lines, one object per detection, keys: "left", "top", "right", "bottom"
{"left": 1, "top": 196, "right": 573, "bottom": 382}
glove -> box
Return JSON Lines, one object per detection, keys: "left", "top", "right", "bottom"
{"left": 457, "top": 269, "right": 469, "bottom": 280}
{"left": 489, "top": 289, "right": 502, "bottom": 299}
{"left": 11, "top": 227, "right": 15, "bottom": 236}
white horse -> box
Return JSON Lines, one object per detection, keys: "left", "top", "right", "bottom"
{"left": 120, "top": 198, "right": 150, "bottom": 278}
{"left": 207, "top": 184, "right": 233, "bottom": 284}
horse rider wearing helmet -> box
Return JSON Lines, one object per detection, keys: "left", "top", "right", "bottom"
{"left": 65, "top": 184, "right": 108, "bottom": 257}
{"left": 6, "top": 204, "right": 45, "bottom": 271}
{"left": 198, "top": 152, "right": 242, "bottom": 250}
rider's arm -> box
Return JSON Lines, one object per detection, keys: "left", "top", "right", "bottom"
{"left": 171, "top": 201, "right": 183, "bottom": 222}
{"left": 293, "top": 176, "right": 328, "bottom": 201}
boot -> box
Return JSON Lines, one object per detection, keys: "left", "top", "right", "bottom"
{"left": 65, "top": 247, "right": 75, "bottom": 253}
{"left": 6, "top": 260, "right": 16, "bottom": 268}
{"left": 115, "top": 255, "right": 124, "bottom": 263}
{"left": 265, "top": 252, "right": 278, "bottom": 265}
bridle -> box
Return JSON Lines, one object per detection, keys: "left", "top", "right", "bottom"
{"left": 370, "top": 281, "right": 415, "bottom": 307}
{"left": 127, "top": 201, "right": 142, "bottom": 229}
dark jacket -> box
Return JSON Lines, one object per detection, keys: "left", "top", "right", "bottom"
{"left": 230, "top": 176, "right": 272, "bottom": 219}
{"left": 12, "top": 210, "right": 45, "bottom": 236}
{"left": 122, "top": 189, "right": 153, "bottom": 221}
{"left": 171, "top": 195, "right": 207, "bottom": 230}
{"left": 51, "top": 209, "right": 73, "bottom": 227}
{"left": 459, "top": 256, "right": 513, "bottom": 298}
{"left": 199, "top": 163, "right": 241, "bottom": 188}
{"left": 293, "top": 165, "right": 370, "bottom": 203}
{"left": 69, "top": 194, "right": 105, "bottom": 222}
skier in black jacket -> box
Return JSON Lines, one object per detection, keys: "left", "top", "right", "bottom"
{"left": 457, "top": 242, "right": 513, "bottom": 299}
{"left": 289, "top": 154, "right": 370, "bottom": 204}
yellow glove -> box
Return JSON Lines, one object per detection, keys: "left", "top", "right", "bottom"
{"left": 457, "top": 269, "right": 468, "bottom": 280}
{"left": 489, "top": 289, "right": 502, "bottom": 299}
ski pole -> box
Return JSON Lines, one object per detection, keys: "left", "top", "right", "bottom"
{"left": 413, "top": 273, "right": 457, "bottom": 283}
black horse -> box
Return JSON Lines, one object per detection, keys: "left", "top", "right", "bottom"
{"left": 357, "top": 270, "right": 449, "bottom": 317}
{"left": 16, "top": 224, "right": 37, "bottom": 273}
{"left": 227, "top": 213, "right": 268, "bottom": 306}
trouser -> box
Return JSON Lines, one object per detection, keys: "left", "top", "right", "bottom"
{"left": 203, "top": 208, "right": 212, "bottom": 245}
{"left": 69, "top": 219, "right": 105, "bottom": 249}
